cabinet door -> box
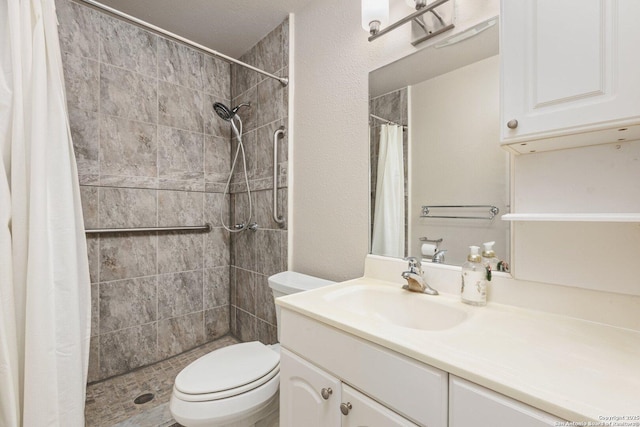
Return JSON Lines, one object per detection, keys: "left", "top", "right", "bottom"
{"left": 280, "top": 348, "right": 341, "bottom": 427}
{"left": 449, "top": 376, "right": 564, "bottom": 427}
{"left": 501, "top": 0, "right": 640, "bottom": 148}
{"left": 341, "top": 384, "right": 419, "bottom": 427}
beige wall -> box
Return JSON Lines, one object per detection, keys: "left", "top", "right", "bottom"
{"left": 291, "top": 0, "right": 500, "bottom": 281}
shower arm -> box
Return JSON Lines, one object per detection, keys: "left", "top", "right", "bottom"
{"left": 273, "top": 126, "right": 286, "bottom": 226}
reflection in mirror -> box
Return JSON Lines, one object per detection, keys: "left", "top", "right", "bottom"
{"left": 369, "top": 17, "right": 510, "bottom": 267}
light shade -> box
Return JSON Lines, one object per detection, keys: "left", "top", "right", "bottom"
{"left": 362, "top": 0, "right": 389, "bottom": 32}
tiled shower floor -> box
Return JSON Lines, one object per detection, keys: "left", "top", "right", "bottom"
{"left": 85, "top": 335, "right": 239, "bottom": 427}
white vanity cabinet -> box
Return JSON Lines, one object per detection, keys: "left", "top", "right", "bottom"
{"left": 500, "top": 0, "right": 640, "bottom": 153}
{"left": 449, "top": 376, "right": 563, "bottom": 427}
{"left": 279, "top": 309, "right": 449, "bottom": 427}
{"left": 280, "top": 348, "right": 419, "bottom": 427}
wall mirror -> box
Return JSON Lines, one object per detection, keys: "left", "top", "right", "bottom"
{"left": 369, "top": 17, "right": 511, "bottom": 268}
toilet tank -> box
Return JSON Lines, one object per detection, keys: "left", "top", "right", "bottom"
{"left": 268, "top": 271, "right": 334, "bottom": 340}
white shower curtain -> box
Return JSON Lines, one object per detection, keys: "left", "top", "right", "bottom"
{"left": 371, "top": 124, "right": 405, "bottom": 258}
{"left": 0, "top": 0, "right": 91, "bottom": 425}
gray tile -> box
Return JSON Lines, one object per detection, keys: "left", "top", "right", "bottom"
{"left": 63, "top": 53, "right": 99, "bottom": 113}
{"left": 158, "top": 312, "right": 205, "bottom": 359}
{"left": 100, "top": 234, "right": 157, "bottom": 282}
{"left": 86, "top": 236, "right": 100, "bottom": 283}
{"left": 158, "top": 271, "right": 203, "bottom": 319}
{"left": 99, "top": 276, "right": 157, "bottom": 334}
{"left": 235, "top": 309, "right": 256, "bottom": 343}
{"left": 88, "top": 336, "right": 100, "bottom": 383}
{"left": 235, "top": 269, "right": 255, "bottom": 314}
{"left": 371, "top": 91, "right": 403, "bottom": 124}
{"left": 100, "top": 323, "right": 158, "bottom": 378}
{"left": 99, "top": 175, "right": 158, "bottom": 190}
{"left": 205, "top": 306, "right": 230, "bottom": 341}
{"left": 101, "top": 63, "right": 157, "bottom": 124}
{"left": 257, "top": 77, "right": 286, "bottom": 128}
{"left": 99, "top": 14, "right": 157, "bottom": 77}
{"left": 204, "top": 135, "right": 230, "bottom": 184}
{"left": 203, "top": 55, "right": 230, "bottom": 98}
{"left": 157, "top": 126, "right": 204, "bottom": 182}
{"left": 204, "top": 192, "right": 229, "bottom": 228}
{"left": 204, "top": 267, "right": 229, "bottom": 309}
{"left": 255, "top": 274, "right": 276, "bottom": 325}
{"left": 158, "top": 38, "right": 203, "bottom": 91}
{"left": 231, "top": 227, "right": 255, "bottom": 271}
{"left": 281, "top": 230, "right": 288, "bottom": 271}
{"left": 229, "top": 267, "right": 237, "bottom": 306}
{"left": 98, "top": 187, "right": 157, "bottom": 228}
{"left": 158, "top": 190, "right": 203, "bottom": 227}
{"left": 91, "top": 283, "right": 99, "bottom": 336}
{"left": 158, "top": 82, "right": 203, "bottom": 133}
{"left": 255, "top": 119, "right": 287, "bottom": 182}
{"left": 80, "top": 186, "right": 98, "bottom": 229}
{"left": 230, "top": 130, "right": 256, "bottom": 181}
{"left": 257, "top": 320, "right": 277, "bottom": 345}
{"left": 56, "top": 0, "right": 100, "bottom": 59}
{"left": 255, "top": 230, "right": 283, "bottom": 277}
{"left": 231, "top": 50, "right": 258, "bottom": 99}
{"left": 255, "top": 24, "right": 283, "bottom": 75}
{"left": 204, "top": 227, "right": 230, "bottom": 268}
{"left": 252, "top": 190, "right": 278, "bottom": 230}
{"left": 230, "top": 306, "right": 238, "bottom": 337}
{"left": 157, "top": 232, "right": 204, "bottom": 274}
{"left": 100, "top": 115, "right": 157, "bottom": 178}
{"left": 157, "top": 178, "right": 205, "bottom": 192}
{"left": 69, "top": 108, "right": 99, "bottom": 177}
{"left": 282, "top": 18, "right": 290, "bottom": 68}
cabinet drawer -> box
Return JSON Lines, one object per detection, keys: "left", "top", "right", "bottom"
{"left": 449, "top": 376, "right": 564, "bottom": 427}
{"left": 281, "top": 309, "right": 448, "bottom": 427}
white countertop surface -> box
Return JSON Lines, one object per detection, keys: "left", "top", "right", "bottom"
{"left": 276, "top": 277, "right": 640, "bottom": 422}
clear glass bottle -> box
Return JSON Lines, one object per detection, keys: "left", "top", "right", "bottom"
{"left": 461, "top": 246, "right": 487, "bottom": 306}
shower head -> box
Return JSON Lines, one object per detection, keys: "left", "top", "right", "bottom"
{"left": 213, "top": 102, "right": 251, "bottom": 121}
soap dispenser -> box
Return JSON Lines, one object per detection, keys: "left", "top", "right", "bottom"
{"left": 481, "top": 241, "right": 499, "bottom": 271}
{"left": 461, "top": 246, "right": 488, "bottom": 306}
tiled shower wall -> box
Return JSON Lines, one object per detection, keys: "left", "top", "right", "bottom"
{"left": 229, "top": 21, "right": 290, "bottom": 344}
{"left": 369, "top": 88, "right": 408, "bottom": 255}
{"left": 57, "top": 0, "right": 233, "bottom": 382}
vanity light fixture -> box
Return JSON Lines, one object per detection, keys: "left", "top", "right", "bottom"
{"left": 364, "top": 0, "right": 455, "bottom": 46}
{"left": 362, "top": 0, "right": 389, "bottom": 35}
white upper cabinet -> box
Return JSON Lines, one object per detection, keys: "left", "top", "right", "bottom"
{"left": 500, "top": 0, "right": 640, "bottom": 153}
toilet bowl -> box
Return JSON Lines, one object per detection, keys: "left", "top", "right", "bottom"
{"left": 170, "top": 271, "right": 334, "bottom": 427}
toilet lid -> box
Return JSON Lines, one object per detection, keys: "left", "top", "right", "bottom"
{"left": 175, "top": 341, "right": 280, "bottom": 395}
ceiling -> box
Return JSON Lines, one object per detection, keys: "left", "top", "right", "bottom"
{"left": 92, "top": 0, "right": 314, "bottom": 58}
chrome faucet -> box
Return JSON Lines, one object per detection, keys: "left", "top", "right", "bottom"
{"left": 401, "top": 257, "right": 439, "bottom": 295}
{"left": 432, "top": 249, "right": 447, "bottom": 264}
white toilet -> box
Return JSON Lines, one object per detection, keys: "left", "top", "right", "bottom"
{"left": 169, "top": 271, "right": 334, "bottom": 427}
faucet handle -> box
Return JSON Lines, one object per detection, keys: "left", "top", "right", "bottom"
{"left": 403, "top": 256, "right": 422, "bottom": 274}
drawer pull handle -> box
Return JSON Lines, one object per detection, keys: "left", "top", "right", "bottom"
{"left": 507, "top": 119, "right": 519, "bottom": 129}
{"left": 340, "top": 402, "right": 352, "bottom": 415}
{"left": 320, "top": 388, "right": 333, "bottom": 400}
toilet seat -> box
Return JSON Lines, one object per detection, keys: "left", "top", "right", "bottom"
{"left": 174, "top": 341, "right": 280, "bottom": 402}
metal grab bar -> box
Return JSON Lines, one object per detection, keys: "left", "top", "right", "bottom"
{"left": 273, "top": 126, "right": 286, "bottom": 226}
{"left": 85, "top": 224, "right": 212, "bottom": 234}
{"left": 420, "top": 205, "right": 500, "bottom": 220}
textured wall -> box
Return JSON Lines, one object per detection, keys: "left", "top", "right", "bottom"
{"left": 228, "top": 21, "right": 290, "bottom": 345}
{"left": 57, "top": 0, "right": 232, "bottom": 382}
{"left": 291, "top": 0, "right": 500, "bottom": 281}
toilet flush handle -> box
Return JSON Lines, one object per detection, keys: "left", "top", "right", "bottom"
{"left": 320, "top": 388, "right": 333, "bottom": 400}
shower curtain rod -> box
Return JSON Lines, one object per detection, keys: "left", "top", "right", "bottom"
{"left": 75, "top": 0, "right": 289, "bottom": 87}
{"left": 370, "top": 114, "right": 407, "bottom": 130}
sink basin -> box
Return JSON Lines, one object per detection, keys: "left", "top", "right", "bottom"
{"left": 323, "top": 284, "right": 468, "bottom": 331}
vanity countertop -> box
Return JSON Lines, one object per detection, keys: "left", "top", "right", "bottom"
{"left": 276, "top": 277, "right": 640, "bottom": 422}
